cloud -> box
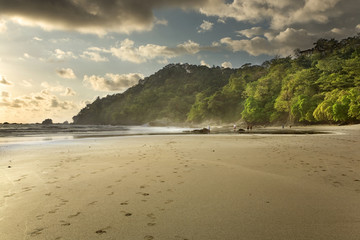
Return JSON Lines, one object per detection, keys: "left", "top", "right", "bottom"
{"left": 23, "top": 53, "right": 32, "bottom": 59}
{"left": 221, "top": 36, "right": 272, "bottom": 56}
{"left": 217, "top": 18, "right": 226, "bottom": 24}
{"left": 221, "top": 61, "right": 232, "bottom": 68}
{"left": 221, "top": 28, "right": 317, "bottom": 56}
{"left": 41, "top": 81, "right": 65, "bottom": 92}
{"left": 56, "top": 68, "right": 77, "bottom": 79}
{"left": 198, "top": 20, "right": 213, "bottom": 33}
{"left": 50, "top": 49, "right": 77, "bottom": 62}
{"left": 200, "top": 0, "right": 359, "bottom": 31}
{"left": 199, "top": 0, "right": 360, "bottom": 55}
{"left": 61, "top": 87, "right": 76, "bottom": 96}
{"left": 33, "top": 36, "right": 43, "bottom": 41}
{"left": 200, "top": 60, "right": 210, "bottom": 67}
{"left": 237, "top": 27, "right": 264, "bottom": 38}
{"left": 177, "top": 40, "right": 200, "bottom": 54}
{"left": 0, "top": 0, "right": 209, "bottom": 35}
{"left": 154, "top": 18, "right": 168, "bottom": 26}
{"left": 110, "top": 39, "right": 200, "bottom": 63}
{"left": 0, "top": 88, "right": 79, "bottom": 123}
{"left": 0, "top": 0, "right": 358, "bottom": 41}
{"left": 83, "top": 73, "right": 144, "bottom": 92}
{"left": 1, "top": 91, "right": 9, "bottom": 98}
{"left": 0, "top": 89, "right": 76, "bottom": 110}
{"left": 0, "top": 18, "right": 6, "bottom": 32}
{"left": 80, "top": 50, "right": 108, "bottom": 62}
{"left": 0, "top": 75, "right": 11, "bottom": 85}
{"left": 21, "top": 80, "right": 33, "bottom": 87}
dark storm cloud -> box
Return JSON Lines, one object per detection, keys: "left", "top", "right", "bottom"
{"left": 0, "top": 0, "right": 208, "bottom": 34}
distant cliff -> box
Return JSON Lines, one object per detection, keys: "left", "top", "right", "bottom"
{"left": 73, "top": 35, "right": 360, "bottom": 125}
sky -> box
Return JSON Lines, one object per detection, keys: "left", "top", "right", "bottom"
{"left": 0, "top": 0, "right": 359, "bottom": 123}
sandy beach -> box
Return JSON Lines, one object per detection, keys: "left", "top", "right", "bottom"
{"left": 1, "top": 125, "right": 359, "bottom": 240}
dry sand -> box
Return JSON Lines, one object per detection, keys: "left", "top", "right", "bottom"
{"left": 0, "top": 125, "right": 359, "bottom": 240}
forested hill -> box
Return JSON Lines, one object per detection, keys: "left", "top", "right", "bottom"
{"left": 73, "top": 64, "right": 236, "bottom": 125}
{"left": 73, "top": 35, "right": 360, "bottom": 125}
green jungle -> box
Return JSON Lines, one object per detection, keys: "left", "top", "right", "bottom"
{"left": 73, "top": 35, "right": 360, "bottom": 126}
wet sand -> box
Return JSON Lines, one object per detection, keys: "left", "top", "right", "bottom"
{"left": 1, "top": 125, "right": 360, "bottom": 240}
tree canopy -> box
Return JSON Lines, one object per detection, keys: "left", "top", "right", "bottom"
{"left": 73, "top": 35, "right": 360, "bottom": 125}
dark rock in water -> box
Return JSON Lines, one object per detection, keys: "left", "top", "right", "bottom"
{"left": 8, "top": 166, "right": 11, "bottom": 168}
{"left": 238, "top": 128, "right": 245, "bottom": 132}
{"left": 192, "top": 128, "right": 210, "bottom": 134}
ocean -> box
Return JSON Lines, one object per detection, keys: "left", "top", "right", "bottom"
{"left": 0, "top": 124, "right": 194, "bottom": 146}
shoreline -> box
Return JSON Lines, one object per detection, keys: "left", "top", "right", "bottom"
{"left": 0, "top": 124, "right": 348, "bottom": 147}
{"left": 1, "top": 125, "right": 359, "bottom": 239}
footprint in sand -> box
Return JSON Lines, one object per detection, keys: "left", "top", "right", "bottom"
{"left": 36, "top": 214, "right": 44, "bottom": 220}
{"left": 138, "top": 192, "right": 150, "bottom": 196}
{"left": 60, "top": 220, "right": 71, "bottom": 226}
{"left": 48, "top": 208, "right": 59, "bottom": 214}
{"left": 332, "top": 181, "right": 342, "bottom": 187}
{"left": 68, "top": 212, "right": 81, "bottom": 218}
{"left": 14, "top": 175, "right": 27, "bottom": 182}
{"left": 69, "top": 174, "right": 81, "bottom": 180}
{"left": 120, "top": 201, "right": 129, "bottom": 205}
{"left": 4, "top": 193, "right": 16, "bottom": 198}
{"left": 147, "top": 222, "right": 156, "bottom": 227}
{"left": 95, "top": 226, "right": 110, "bottom": 235}
{"left": 147, "top": 213, "right": 156, "bottom": 220}
{"left": 46, "top": 180, "right": 58, "bottom": 184}
{"left": 88, "top": 201, "right": 98, "bottom": 206}
{"left": 165, "top": 200, "right": 174, "bottom": 204}
{"left": 29, "top": 228, "right": 45, "bottom": 236}
{"left": 22, "top": 186, "right": 35, "bottom": 192}
{"left": 144, "top": 235, "right": 154, "bottom": 240}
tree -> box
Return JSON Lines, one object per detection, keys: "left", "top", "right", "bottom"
{"left": 42, "top": 119, "right": 53, "bottom": 125}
